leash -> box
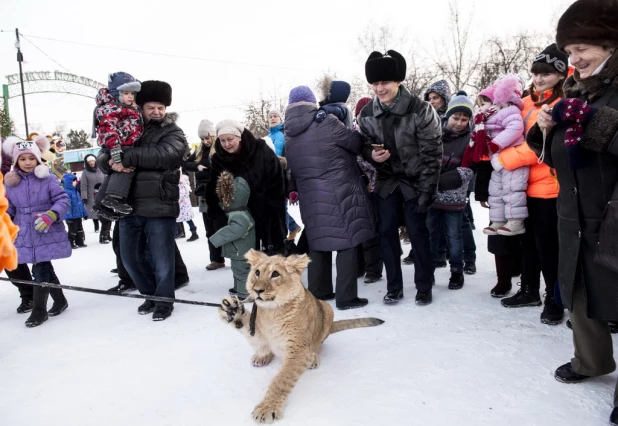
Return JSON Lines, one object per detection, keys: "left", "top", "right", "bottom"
{"left": 0, "top": 276, "right": 253, "bottom": 308}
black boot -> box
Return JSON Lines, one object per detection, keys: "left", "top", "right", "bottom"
{"left": 540, "top": 295, "right": 564, "bottom": 325}
{"left": 415, "top": 289, "right": 433, "bottom": 306}
{"left": 94, "top": 221, "right": 100, "bottom": 233}
{"left": 101, "top": 195, "right": 133, "bottom": 215}
{"left": 554, "top": 362, "right": 591, "bottom": 384}
{"left": 402, "top": 250, "right": 414, "bottom": 265}
{"left": 491, "top": 280, "right": 512, "bottom": 298}
{"left": 153, "top": 305, "right": 174, "bottom": 321}
{"left": 383, "top": 289, "right": 404, "bottom": 304}
{"left": 336, "top": 298, "right": 369, "bottom": 310}
{"left": 108, "top": 282, "right": 137, "bottom": 293}
{"left": 100, "top": 231, "right": 111, "bottom": 244}
{"left": 448, "top": 272, "right": 464, "bottom": 290}
{"left": 187, "top": 229, "right": 199, "bottom": 242}
{"left": 25, "top": 287, "right": 49, "bottom": 328}
{"left": 610, "top": 407, "right": 618, "bottom": 426}
{"left": 48, "top": 288, "right": 68, "bottom": 317}
{"left": 433, "top": 260, "right": 447, "bottom": 268}
{"left": 16, "top": 299, "right": 33, "bottom": 314}
{"left": 137, "top": 300, "right": 155, "bottom": 315}
{"left": 464, "top": 261, "right": 476, "bottom": 275}
{"left": 492, "top": 255, "right": 513, "bottom": 297}
{"left": 501, "top": 282, "right": 542, "bottom": 308}
{"left": 92, "top": 203, "right": 120, "bottom": 221}
{"left": 316, "top": 293, "right": 336, "bottom": 301}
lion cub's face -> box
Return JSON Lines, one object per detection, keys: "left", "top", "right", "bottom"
{"left": 244, "top": 249, "right": 310, "bottom": 309}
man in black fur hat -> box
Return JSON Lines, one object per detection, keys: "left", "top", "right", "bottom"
{"left": 117, "top": 80, "right": 188, "bottom": 321}
{"left": 357, "top": 50, "right": 442, "bottom": 306}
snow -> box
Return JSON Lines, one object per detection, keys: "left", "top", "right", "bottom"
{"left": 1, "top": 203, "right": 616, "bottom": 426}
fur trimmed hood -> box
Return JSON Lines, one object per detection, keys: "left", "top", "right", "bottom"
{"left": 318, "top": 75, "right": 351, "bottom": 106}
{"left": 216, "top": 170, "right": 250, "bottom": 210}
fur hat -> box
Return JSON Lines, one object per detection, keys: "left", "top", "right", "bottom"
{"left": 354, "top": 97, "right": 372, "bottom": 118}
{"left": 108, "top": 72, "right": 141, "bottom": 101}
{"left": 556, "top": 0, "right": 618, "bottom": 51}
{"left": 365, "top": 50, "right": 407, "bottom": 84}
{"left": 288, "top": 86, "right": 317, "bottom": 105}
{"left": 2, "top": 135, "right": 50, "bottom": 183}
{"left": 318, "top": 75, "right": 352, "bottom": 106}
{"left": 136, "top": 80, "right": 172, "bottom": 107}
{"left": 446, "top": 91, "right": 474, "bottom": 120}
{"left": 424, "top": 80, "right": 452, "bottom": 104}
{"left": 532, "top": 44, "right": 569, "bottom": 76}
{"left": 479, "top": 75, "right": 524, "bottom": 109}
{"left": 198, "top": 119, "right": 216, "bottom": 139}
{"left": 216, "top": 119, "right": 244, "bottom": 138}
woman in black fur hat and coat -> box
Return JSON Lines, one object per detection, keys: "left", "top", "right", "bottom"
{"left": 206, "top": 119, "right": 287, "bottom": 256}
{"left": 526, "top": 1, "right": 618, "bottom": 423}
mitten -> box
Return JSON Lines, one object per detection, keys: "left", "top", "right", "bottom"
{"left": 34, "top": 210, "right": 58, "bottom": 233}
{"left": 488, "top": 141, "right": 500, "bottom": 154}
{"left": 110, "top": 146, "right": 123, "bottom": 163}
{"left": 289, "top": 191, "right": 299, "bottom": 203}
{"left": 551, "top": 98, "right": 596, "bottom": 126}
{"left": 315, "top": 110, "right": 327, "bottom": 123}
{"left": 490, "top": 154, "right": 504, "bottom": 172}
{"left": 415, "top": 192, "right": 434, "bottom": 213}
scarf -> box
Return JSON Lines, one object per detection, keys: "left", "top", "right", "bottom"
{"left": 462, "top": 106, "right": 499, "bottom": 168}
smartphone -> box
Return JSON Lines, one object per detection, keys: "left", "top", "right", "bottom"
{"left": 371, "top": 144, "right": 385, "bottom": 151}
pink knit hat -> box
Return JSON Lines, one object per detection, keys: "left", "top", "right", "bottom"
{"left": 2, "top": 135, "right": 50, "bottom": 181}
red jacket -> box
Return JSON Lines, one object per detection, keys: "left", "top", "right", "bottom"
{"left": 94, "top": 88, "right": 143, "bottom": 149}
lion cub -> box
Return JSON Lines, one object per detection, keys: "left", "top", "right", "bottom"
{"left": 219, "top": 249, "right": 384, "bottom": 424}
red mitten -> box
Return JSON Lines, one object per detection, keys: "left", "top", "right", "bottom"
{"left": 489, "top": 142, "right": 500, "bottom": 154}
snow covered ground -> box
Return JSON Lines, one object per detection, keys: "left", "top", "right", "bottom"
{"left": 1, "top": 203, "right": 616, "bottom": 426}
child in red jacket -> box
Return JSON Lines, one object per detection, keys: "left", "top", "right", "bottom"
{"left": 93, "top": 72, "right": 143, "bottom": 218}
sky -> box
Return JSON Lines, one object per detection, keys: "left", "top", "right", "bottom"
{"left": 1, "top": 0, "right": 572, "bottom": 143}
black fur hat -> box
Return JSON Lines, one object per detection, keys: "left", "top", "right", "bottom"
{"left": 365, "top": 50, "right": 407, "bottom": 84}
{"left": 136, "top": 80, "right": 172, "bottom": 106}
{"left": 556, "top": 0, "right": 618, "bottom": 51}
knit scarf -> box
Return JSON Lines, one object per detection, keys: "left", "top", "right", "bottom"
{"left": 461, "top": 106, "right": 499, "bottom": 168}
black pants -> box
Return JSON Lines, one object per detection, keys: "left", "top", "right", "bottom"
{"left": 93, "top": 219, "right": 100, "bottom": 232}
{"left": 5, "top": 263, "right": 33, "bottom": 301}
{"left": 308, "top": 248, "right": 358, "bottom": 303}
{"left": 114, "top": 220, "right": 189, "bottom": 286}
{"left": 377, "top": 188, "right": 434, "bottom": 292}
{"left": 203, "top": 212, "right": 225, "bottom": 263}
{"left": 66, "top": 219, "right": 85, "bottom": 245}
{"left": 100, "top": 218, "right": 112, "bottom": 235}
{"left": 95, "top": 169, "right": 134, "bottom": 203}
{"left": 358, "top": 236, "right": 383, "bottom": 279}
{"left": 521, "top": 197, "right": 559, "bottom": 294}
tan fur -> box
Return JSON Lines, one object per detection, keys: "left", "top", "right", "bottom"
{"left": 216, "top": 170, "right": 235, "bottom": 207}
{"left": 318, "top": 74, "right": 334, "bottom": 103}
{"left": 219, "top": 249, "right": 383, "bottom": 423}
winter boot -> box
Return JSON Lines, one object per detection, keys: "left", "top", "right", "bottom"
{"left": 101, "top": 195, "right": 133, "bottom": 215}
{"left": 383, "top": 289, "right": 404, "bottom": 304}
{"left": 497, "top": 220, "right": 526, "bottom": 236}
{"left": 152, "top": 305, "right": 174, "bottom": 321}
{"left": 175, "top": 223, "right": 186, "bottom": 239}
{"left": 540, "top": 295, "right": 564, "bottom": 325}
{"left": 554, "top": 362, "right": 591, "bottom": 384}
{"left": 434, "top": 260, "right": 447, "bottom": 268}
{"left": 501, "top": 282, "right": 542, "bottom": 308}
{"left": 336, "top": 298, "right": 369, "bottom": 310}
{"left": 206, "top": 262, "right": 225, "bottom": 271}
{"left": 483, "top": 221, "right": 506, "bottom": 236}
{"left": 48, "top": 288, "right": 68, "bottom": 317}
{"left": 491, "top": 280, "right": 512, "bottom": 298}
{"left": 107, "top": 282, "right": 137, "bottom": 293}
{"left": 464, "top": 261, "right": 477, "bottom": 275}
{"left": 100, "top": 231, "right": 111, "bottom": 244}
{"left": 402, "top": 250, "right": 414, "bottom": 265}
{"left": 415, "top": 289, "right": 433, "bottom": 306}
{"left": 25, "top": 287, "right": 49, "bottom": 328}
{"left": 91, "top": 204, "right": 120, "bottom": 221}
{"left": 16, "top": 299, "right": 33, "bottom": 314}
{"left": 448, "top": 272, "right": 465, "bottom": 290}
{"left": 287, "top": 226, "right": 302, "bottom": 241}
{"left": 137, "top": 300, "right": 155, "bottom": 315}
{"left": 610, "top": 408, "right": 618, "bottom": 426}
{"left": 187, "top": 229, "right": 199, "bottom": 242}
{"left": 94, "top": 221, "right": 100, "bottom": 233}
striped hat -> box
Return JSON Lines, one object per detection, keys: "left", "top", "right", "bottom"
{"left": 445, "top": 90, "right": 474, "bottom": 120}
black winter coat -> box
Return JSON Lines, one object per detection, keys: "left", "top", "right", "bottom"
{"left": 527, "top": 54, "right": 618, "bottom": 321}
{"left": 182, "top": 147, "right": 212, "bottom": 195}
{"left": 207, "top": 130, "right": 286, "bottom": 252}
{"left": 284, "top": 103, "right": 374, "bottom": 252}
{"left": 357, "top": 86, "right": 443, "bottom": 203}
{"left": 121, "top": 113, "right": 187, "bottom": 218}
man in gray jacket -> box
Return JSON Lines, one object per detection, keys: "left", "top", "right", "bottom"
{"left": 357, "top": 50, "right": 442, "bottom": 305}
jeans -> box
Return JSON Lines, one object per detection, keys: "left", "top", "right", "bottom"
{"left": 377, "top": 188, "right": 434, "bottom": 292}
{"left": 120, "top": 215, "right": 176, "bottom": 307}
{"left": 462, "top": 206, "right": 476, "bottom": 263}
{"left": 427, "top": 209, "right": 464, "bottom": 274}
{"left": 286, "top": 203, "right": 299, "bottom": 233}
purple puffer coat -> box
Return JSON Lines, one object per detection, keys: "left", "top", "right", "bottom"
{"left": 5, "top": 170, "right": 72, "bottom": 264}
{"left": 285, "top": 102, "right": 374, "bottom": 251}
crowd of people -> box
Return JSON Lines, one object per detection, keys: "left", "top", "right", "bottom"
{"left": 0, "top": 0, "right": 617, "bottom": 423}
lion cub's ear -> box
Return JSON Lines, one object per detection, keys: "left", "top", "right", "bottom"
{"left": 245, "top": 249, "right": 268, "bottom": 266}
{"left": 285, "top": 254, "right": 311, "bottom": 275}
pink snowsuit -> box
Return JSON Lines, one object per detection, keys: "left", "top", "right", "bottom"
{"left": 487, "top": 105, "right": 528, "bottom": 222}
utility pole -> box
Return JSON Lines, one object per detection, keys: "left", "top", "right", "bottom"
{"left": 15, "top": 28, "right": 28, "bottom": 136}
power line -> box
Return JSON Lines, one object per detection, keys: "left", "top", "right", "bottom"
{"left": 19, "top": 33, "right": 71, "bottom": 72}
{"left": 21, "top": 34, "right": 320, "bottom": 72}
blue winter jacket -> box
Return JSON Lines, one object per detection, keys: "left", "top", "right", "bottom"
{"left": 63, "top": 174, "right": 88, "bottom": 219}
{"left": 268, "top": 123, "right": 285, "bottom": 156}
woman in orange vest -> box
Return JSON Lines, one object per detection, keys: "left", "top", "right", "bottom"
{"left": 496, "top": 44, "right": 568, "bottom": 325}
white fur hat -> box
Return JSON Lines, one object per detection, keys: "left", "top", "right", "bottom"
{"left": 198, "top": 119, "right": 216, "bottom": 139}
{"left": 216, "top": 119, "right": 245, "bottom": 138}
{"left": 2, "top": 135, "right": 50, "bottom": 179}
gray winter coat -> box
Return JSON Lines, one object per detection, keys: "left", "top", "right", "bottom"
{"left": 527, "top": 55, "right": 618, "bottom": 321}
{"left": 357, "top": 86, "right": 443, "bottom": 203}
{"left": 285, "top": 102, "right": 374, "bottom": 252}
{"left": 80, "top": 154, "right": 105, "bottom": 218}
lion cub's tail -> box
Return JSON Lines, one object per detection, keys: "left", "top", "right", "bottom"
{"left": 330, "top": 318, "right": 384, "bottom": 334}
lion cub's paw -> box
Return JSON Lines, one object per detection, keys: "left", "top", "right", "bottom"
{"left": 252, "top": 352, "right": 274, "bottom": 367}
{"left": 219, "top": 296, "right": 245, "bottom": 326}
{"left": 252, "top": 400, "right": 283, "bottom": 424}
{"left": 308, "top": 353, "right": 320, "bottom": 369}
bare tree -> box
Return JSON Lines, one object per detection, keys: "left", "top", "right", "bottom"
{"left": 52, "top": 122, "right": 67, "bottom": 138}
{"left": 0, "top": 105, "right": 14, "bottom": 138}
{"left": 403, "top": 54, "right": 441, "bottom": 99}
{"left": 243, "top": 90, "right": 287, "bottom": 138}
{"left": 431, "top": 2, "right": 483, "bottom": 92}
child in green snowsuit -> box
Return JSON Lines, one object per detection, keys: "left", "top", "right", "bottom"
{"left": 209, "top": 171, "right": 255, "bottom": 299}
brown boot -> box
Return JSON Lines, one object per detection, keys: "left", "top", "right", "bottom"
{"left": 287, "top": 226, "right": 302, "bottom": 241}
{"left": 205, "top": 262, "right": 225, "bottom": 271}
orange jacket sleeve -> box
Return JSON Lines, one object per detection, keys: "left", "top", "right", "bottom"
{"left": 498, "top": 142, "right": 539, "bottom": 171}
{"left": 0, "top": 172, "right": 19, "bottom": 273}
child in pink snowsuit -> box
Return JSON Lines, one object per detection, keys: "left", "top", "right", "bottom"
{"left": 473, "top": 76, "right": 528, "bottom": 236}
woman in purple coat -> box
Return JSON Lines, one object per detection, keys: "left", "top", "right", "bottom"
{"left": 3, "top": 135, "right": 72, "bottom": 327}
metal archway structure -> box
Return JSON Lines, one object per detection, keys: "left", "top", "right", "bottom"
{"left": 4, "top": 70, "right": 104, "bottom": 100}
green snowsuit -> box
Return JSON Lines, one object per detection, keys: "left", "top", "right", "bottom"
{"left": 209, "top": 176, "right": 255, "bottom": 298}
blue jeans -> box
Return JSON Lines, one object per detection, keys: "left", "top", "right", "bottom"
{"left": 120, "top": 215, "right": 176, "bottom": 307}
{"left": 436, "top": 205, "right": 476, "bottom": 263}
{"left": 427, "top": 209, "right": 464, "bottom": 273}
{"left": 286, "top": 203, "right": 299, "bottom": 233}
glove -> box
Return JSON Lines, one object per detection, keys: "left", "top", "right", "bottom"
{"left": 110, "top": 146, "right": 123, "bottom": 163}
{"left": 488, "top": 141, "right": 500, "bottom": 154}
{"left": 34, "top": 210, "right": 58, "bottom": 233}
{"left": 315, "top": 110, "right": 327, "bottom": 123}
{"left": 415, "top": 192, "right": 434, "bottom": 213}
{"left": 551, "top": 98, "right": 596, "bottom": 126}
{"left": 289, "top": 191, "right": 299, "bottom": 204}
{"left": 490, "top": 154, "right": 504, "bottom": 172}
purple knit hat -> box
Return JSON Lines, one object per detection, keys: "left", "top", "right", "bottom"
{"left": 288, "top": 86, "right": 316, "bottom": 104}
